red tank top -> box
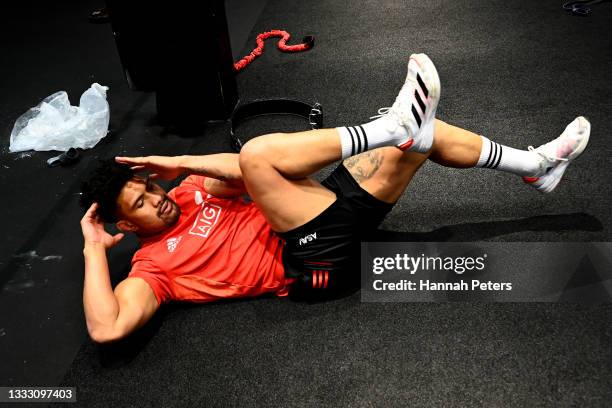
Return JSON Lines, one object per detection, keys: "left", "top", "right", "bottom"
{"left": 129, "top": 175, "right": 290, "bottom": 304}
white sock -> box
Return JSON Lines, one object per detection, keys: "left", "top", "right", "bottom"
{"left": 336, "top": 117, "right": 408, "bottom": 159}
{"left": 476, "top": 136, "right": 542, "bottom": 176}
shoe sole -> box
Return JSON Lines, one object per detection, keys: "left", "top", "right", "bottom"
{"left": 532, "top": 161, "right": 569, "bottom": 193}
{"left": 567, "top": 116, "right": 590, "bottom": 161}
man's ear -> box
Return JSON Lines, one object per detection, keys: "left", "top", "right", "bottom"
{"left": 116, "top": 220, "right": 138, "bottom": 233}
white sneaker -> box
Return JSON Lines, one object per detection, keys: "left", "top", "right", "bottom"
{"left": 373, "top": 53, "right": 441, "bottom": 153}
{"left": 523, "top": 116, "right": 591, "bottom": 193}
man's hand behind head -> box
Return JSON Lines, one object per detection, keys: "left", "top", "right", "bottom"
{"left": 80, "top": 202, "right": 124, "bottom": 250}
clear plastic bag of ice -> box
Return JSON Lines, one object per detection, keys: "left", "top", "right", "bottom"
{"left": 9, "top": 83, "right": 110, "bottom": 152}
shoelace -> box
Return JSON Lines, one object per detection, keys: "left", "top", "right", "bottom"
{"left": 527, "top": 145, "right": 568, "bottom": 163}
{"left": 370, "top": 107, "right": 390, "bottom": 120}
{"left": 369, "top": 74, "right": 423, "bottom": 126}
{"left": 370, "top": 104, "right": 410, "bottom": 127}
{"left": 369, "top": 83, "right": 415, "bottom": 125}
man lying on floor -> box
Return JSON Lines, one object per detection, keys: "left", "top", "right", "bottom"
{"left": 79, "top": 54, "right": 590, "bottom": 343}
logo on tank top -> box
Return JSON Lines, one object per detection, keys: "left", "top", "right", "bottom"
{"left": 189, "top": 201, "right": 222, "bottom": 238}
{"left": 166, "top": 236, "right": 182, "bottom": 253}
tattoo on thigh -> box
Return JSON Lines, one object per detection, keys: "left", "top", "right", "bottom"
{"left": 343, "top": 150, "right": 383, "bottom": 183}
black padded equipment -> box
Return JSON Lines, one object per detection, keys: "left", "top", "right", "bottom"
{"left": 230, "top": 99, "right": 323, "bottom": 152}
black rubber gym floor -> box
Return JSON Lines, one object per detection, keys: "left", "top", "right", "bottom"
{"left": 1, "top": 0, "right": 611, "bottom": 406}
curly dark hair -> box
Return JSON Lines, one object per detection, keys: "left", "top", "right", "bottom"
{"left": 80, "top": 159, "right": 135, "bottom": 223}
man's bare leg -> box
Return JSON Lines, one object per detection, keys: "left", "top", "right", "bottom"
{"left": 240, "top": 115, "right": 589, "bottom": 232}
{"left": 238, "top": 121, "right": 478, "bottom": 231}
{"left": 342, "top": 120, "right": 480, "bottom": 204}
{"left": 429, "top": 120, "right": 482, "bottom": 167}
{"left": 239, "top": 129, "right": 342, "bottom": 233}
{"left": 239, "top": 53, "right": 590, "bottom": 231}
{"left": 239, "top": 54, "right": 444, "bottom": 232}
{"left": 342, "top": 116, "right": 590, "bottom": 202}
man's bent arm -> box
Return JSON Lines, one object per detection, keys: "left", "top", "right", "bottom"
{"left": 83, "top": 242, "right": 158, "bottom": 343}
{"left": 179, "top": 153, "right": 242, "bottom": 183}
{"left": 116, "top": 153, "right": 245, "bottom": 197}
{"left": 116, "top": 153, "right": 242, "bottom": 183}
{"left": 180, "top": 154, "right": 246, "bottom": 197}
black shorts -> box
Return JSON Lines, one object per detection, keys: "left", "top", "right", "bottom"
{"left": 279, "top": 164, "right": 394, "bottom": 291}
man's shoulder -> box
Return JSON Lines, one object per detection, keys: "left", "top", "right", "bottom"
{"left": 132, "top": 239, "right": 164, "bottom": 264}
{"left": 132, "top": 229, "right": 191, "bottom": 269}
{"left": 130, "top": 247, "right": 165, "bottom": 280}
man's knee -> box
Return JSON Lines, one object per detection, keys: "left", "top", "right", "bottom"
{"left": 239, "top": 134, "right": 279, "bottom": 169}
{"left": 239, "top": 133, "right": 288, "bottom": 173}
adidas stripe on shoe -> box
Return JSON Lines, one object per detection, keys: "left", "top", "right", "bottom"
{"left": 374, "top": 53, "right": 441, "bottom": 153}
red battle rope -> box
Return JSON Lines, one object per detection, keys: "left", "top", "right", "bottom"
{"left": 234, "top": 30, "right": 315, "bottom": 72}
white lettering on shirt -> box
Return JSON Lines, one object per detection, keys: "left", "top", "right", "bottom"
{"left": 189, "top": 202, "right": 222, "bottom": 238}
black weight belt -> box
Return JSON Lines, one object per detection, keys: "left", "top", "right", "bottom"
{"left": 230, "top": 99, "right": 323, "bottom": 152}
